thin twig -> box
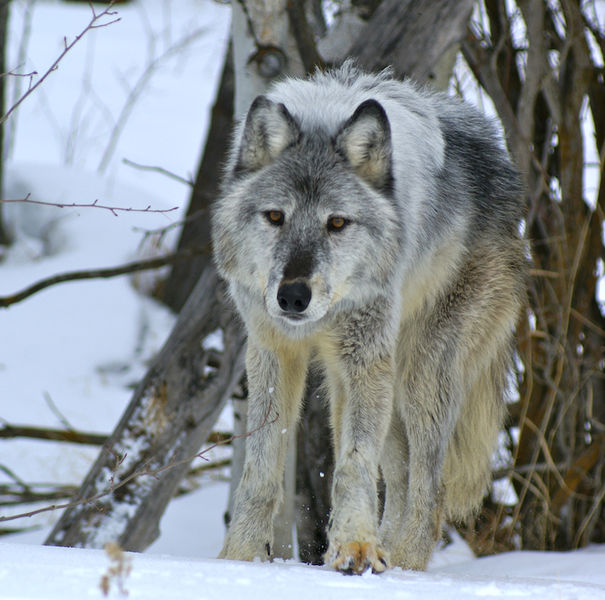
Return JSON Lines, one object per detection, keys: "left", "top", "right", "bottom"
{"left": 1, "top": 2, "right": 121, "bottom": 125}
{"left": 132, "top": 207, "right": 208, "bottom": 245}
{"left": 0, "top": 399, "right": 276, "bottom": 524}
{"left": 43, "top": 392, "right": 75, "bottom": 432}
{"left": 122, "top": 158, "right": 194, "bottom": 187}
{"left": 0, "top": 465, "right": 30, "bottom": 491}
{"left": 0, "top": 194, "right": 178, "bottom": 217}
{"left": 97, "top": 26, "right": 207, "bottom": 173}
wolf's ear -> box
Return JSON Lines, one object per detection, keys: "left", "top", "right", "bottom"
{"left": 334, "top": 99, "right": 393, "bottom": 192}
{"left": 234, "top": 96, "right": 301, "bottom": 175}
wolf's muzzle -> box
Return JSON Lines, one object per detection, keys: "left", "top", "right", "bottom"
{"left": 277, "top": 281, "right": 311, "bottom": 314}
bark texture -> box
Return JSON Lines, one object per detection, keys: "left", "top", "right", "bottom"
{"left": 348, "top": 0, "right": 474, "bottom": 79}
{"left": 45, "top": 268, "right": 245, "bottom": 550}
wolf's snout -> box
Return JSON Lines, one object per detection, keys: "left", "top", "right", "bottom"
{"left": 277, "top": 281, "right": 311, "bottom": 314}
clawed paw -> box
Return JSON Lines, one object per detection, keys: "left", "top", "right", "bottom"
{"left": 326, "top": 541, "right": 389, "bottom": 575}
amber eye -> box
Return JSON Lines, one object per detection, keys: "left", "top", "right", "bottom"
{"left": 328, "top": 216, "right": 347, "bottom": 231}
{"left": 265, "top": 210, "right": 284, "bottom": 226}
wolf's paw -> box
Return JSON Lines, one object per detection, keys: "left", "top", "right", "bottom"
{"left": 389, "top": 548, "right": 430, "bottom": 571}
{"left": 326, "top": 541, "right": 389, "bottom": 575}
{"left": 218, "top": 538, "right": 272, "bottom": 562}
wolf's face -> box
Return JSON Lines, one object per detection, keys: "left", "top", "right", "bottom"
{"left": 213, "top": 96, "right": 403, "bottom": 335}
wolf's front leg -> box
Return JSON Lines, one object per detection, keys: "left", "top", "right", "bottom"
{"left": 324, "top": 351, "right": 393, "bottom": 574}
{"left": 219, "top": 341, "right": 307, "bottom": 562}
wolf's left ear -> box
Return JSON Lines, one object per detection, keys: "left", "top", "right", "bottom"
{"left": 234, "top": 96, "right": 301, "bottom": 175}
{"left": 334, "top": 99, "right": 393, "bottom": 192}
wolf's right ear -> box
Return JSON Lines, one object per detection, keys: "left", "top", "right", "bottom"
{"left": 234, "top": 96, "right": 301, "bottom": 175}
{"left": 334, "top": 99, "right": 393, "bottom": 193}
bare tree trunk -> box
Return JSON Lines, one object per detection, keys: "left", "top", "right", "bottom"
{"left": 348, "top": 0, "right": 474, "bottom": 79}
{"left": 45, "top": 268, "right": 245, "bottom": 550}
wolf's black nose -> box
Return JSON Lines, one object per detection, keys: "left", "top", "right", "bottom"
{"left": 277, "top": 282, "right": 311, "bottom": 314}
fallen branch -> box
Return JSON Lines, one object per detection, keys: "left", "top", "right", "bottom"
{"left": 0, "top": 423, "right": 232, "bottom": 447}
{"left": 0, "top": 424, "right": 106, "bottom": 445}
{"left": 0, "top": 246, "right": 208, "bottom": 308}
{"left": 0, "top": 458, "right": 232, "bottom": 509}
{"left": 0, "top": 400, "right": 275, "bottom": 525}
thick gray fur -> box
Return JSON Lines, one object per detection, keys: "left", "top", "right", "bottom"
{"left": 212, "top": 62, "right": 526, "bottom": 574}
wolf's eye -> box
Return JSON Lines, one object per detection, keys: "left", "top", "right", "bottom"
{"left": 265, "top": 210, "right": 284, "bottom": 226}
{"left": 327, "top": 216, "right": 347, "bottom": 231}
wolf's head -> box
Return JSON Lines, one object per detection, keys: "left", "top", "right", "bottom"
{"left": 212, "top": 95, "right": 403, "bottom": 335}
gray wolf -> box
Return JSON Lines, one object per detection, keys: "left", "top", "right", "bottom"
{"left": 212, "top": 63, "right": 526, "bottom": 574}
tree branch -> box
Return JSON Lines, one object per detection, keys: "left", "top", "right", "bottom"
{"left": 1, "top": 400, "right": 275, "bottom": 525}
{"left": 0, "top": 247, "right": 208, "bottom": 308}
{"left": 0, "top": 423, "right": 232, "bottom": 447}
{"left": 122, "top": 158, "right": 194, "bottom": 188}
{"left": 0, "top": 193, "right": 178, "bottom": 216}
{"left": 0, "top": 424, "right": 106, "bottom": 445}
{"left": 1, "top": 2, "right": 120, "bottom": 125}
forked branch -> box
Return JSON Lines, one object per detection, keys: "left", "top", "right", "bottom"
{"left": 1, "top": 2, "right": 120, "bottom": 125}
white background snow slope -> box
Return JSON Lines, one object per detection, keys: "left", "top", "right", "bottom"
{"left": 0, "top": 1, "right": 603, "bottom": 599}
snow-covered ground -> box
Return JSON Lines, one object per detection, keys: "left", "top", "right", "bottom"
{"left": 1, "top": 540, "right": 604, "bottom": 600}
{"left": 0, "top": 1, "right": 604, "bottom": 598}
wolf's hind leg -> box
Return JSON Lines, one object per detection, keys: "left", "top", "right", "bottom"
{"left": 390, "top": 407, "right": 449, "bottom": 570}
{"left": 219, "top": 341, "right": 308, "bottom": 562}
{"left": 389, "top": 349, "right": 457, "bottom": 570}
{"left": 378, "top": 415, "right": 409, "bottom": 554}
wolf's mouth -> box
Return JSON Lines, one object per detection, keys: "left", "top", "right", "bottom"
{"left": 281, "top": 313, "right": 307, "bottom": 323}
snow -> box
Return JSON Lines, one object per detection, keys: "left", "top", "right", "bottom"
{"left": 0, "top": 1, "right": 604, "bottom": 598}
{"left": 0, "top": 541, "right": 604, "bottom": 599}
